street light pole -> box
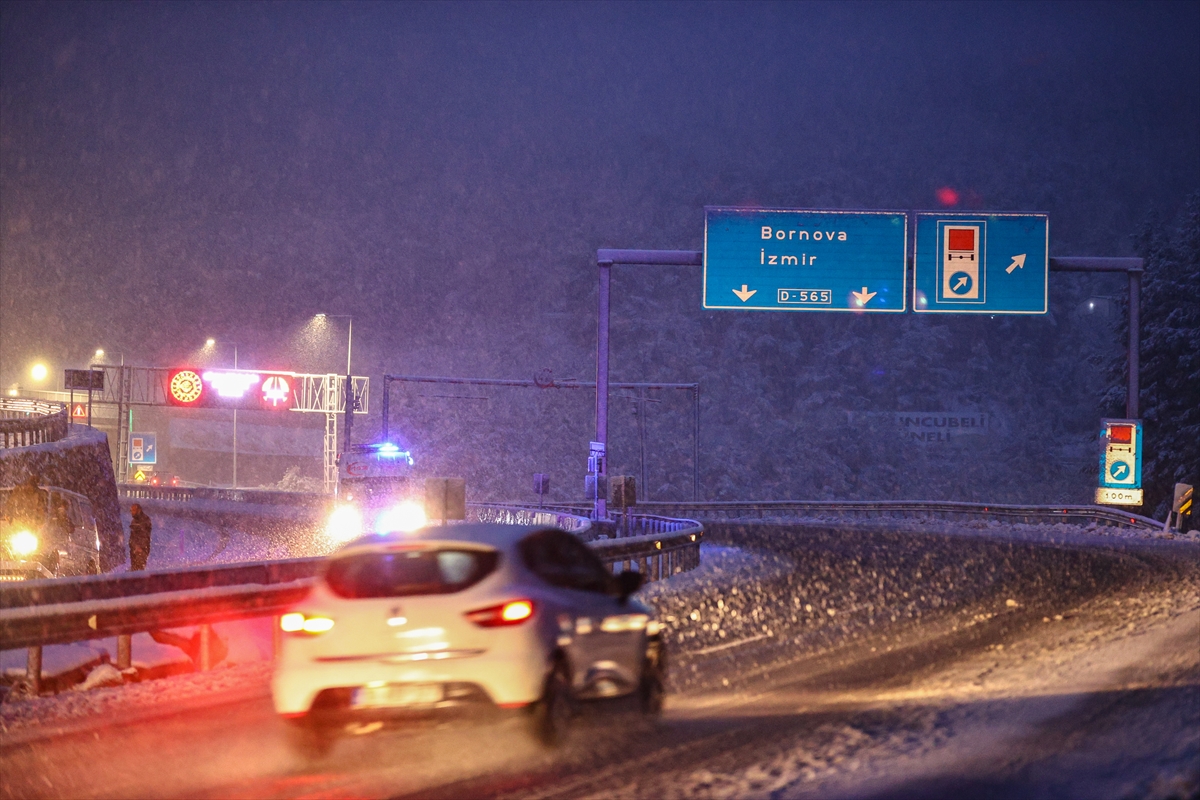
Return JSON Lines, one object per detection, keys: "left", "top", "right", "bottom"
{"left": 233, "top": 344, "right": 239, "bottom": 489}
{"left": 205, "top": 338, "right": 241, "bottom": 488}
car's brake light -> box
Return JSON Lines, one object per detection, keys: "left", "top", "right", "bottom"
{"left": 465, "top": 599, "right": 535, "bottom": 628}
{"left": 280, "top": 612, "right": 335, "bottom": 634}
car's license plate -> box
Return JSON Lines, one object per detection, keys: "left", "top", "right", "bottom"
{"left": 353, "top": 683, "right": 443, "bottom": 708}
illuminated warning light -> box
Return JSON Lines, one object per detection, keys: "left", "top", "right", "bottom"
{"left": 169, "top": 367, "right": 297, "bottom": 409}
{"left": 261, "top": 375, "right": 292, "bottom": 408}
{"left": 204, "top": 370, "right": 260, "bottom": 398}
{"left": 936, "top": 187, "right": 960, "bottom": 207}
{"left": 1107, "top": 424, "right": 1134, "bottom": 444}
{"left": 168, "top": 369, "right": 205, "bottom": 405}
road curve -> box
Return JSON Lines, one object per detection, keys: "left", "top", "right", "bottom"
{"left": 2, "top": 522, "right": 1197, "bottom": 800}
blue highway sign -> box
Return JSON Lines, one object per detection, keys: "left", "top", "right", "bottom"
{"left": 130, "top": 433, "right": 157, "bottom": 465}
{"left": 913, "top": 212, "right": 1048, "bottom": 314}
{"left": 704, "top": 208, "right": 907, "bottom": 313}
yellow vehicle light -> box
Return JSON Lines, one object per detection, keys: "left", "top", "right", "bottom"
{"left": 10, "top": 530, "right": 38, "bottom": 558}
{"left": 325, "top": 505, "right": 363, "bottom": 545}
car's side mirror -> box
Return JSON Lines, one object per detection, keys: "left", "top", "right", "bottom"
{"left": 614, "top": 570, "right": 643, "bottom": 602}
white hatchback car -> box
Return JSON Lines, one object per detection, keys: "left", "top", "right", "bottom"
{"left": 273, "top": 523, "right": 665, "bottom": 755}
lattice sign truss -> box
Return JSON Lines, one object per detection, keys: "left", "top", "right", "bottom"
{"left": 89, "top": 366, "right": 368, "bottom": 415}
{"left": 86, "top": 365, "right": 368, "bottom": 486}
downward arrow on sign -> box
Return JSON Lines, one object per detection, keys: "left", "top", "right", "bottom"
{"left": 732, "top": 284, "right": 757, "bottom": 302}
{"left": 1006, "top": 254, "right": 1027, "bottom": 274}
{"left": 851, "top": 287, "right": 877, "bottom": 306}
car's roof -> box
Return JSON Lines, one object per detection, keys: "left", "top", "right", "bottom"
{"left": 334, "top": 523, "right": 559, "bottom": 557}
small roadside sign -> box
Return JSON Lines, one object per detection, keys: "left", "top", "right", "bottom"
{"left": 1174, "top": 483, "right": 1193, "bottom": 517}
{"left": 130, "top": 433, "right": 157, "bottom": 465}
{"left": 1095, "top": 418, "right": 1142, "bottom": 506}
{"left": 1095, "top": 487, "right": 1143, "bottom": 506}
{"left": 64, "top": 369, "right": 104, "bottom": 391}
{"left": 70, "top": 403, "right": 88, "bottom": 420}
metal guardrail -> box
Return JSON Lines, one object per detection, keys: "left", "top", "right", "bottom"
{"left": 592, "top": 527, "right": 703, "bottom": 581}
{"left": 0, "top": 513, "right": 702, "bottom": 656}
{"left": 119, "top": 485, "right": 330, "bottom": 507}
{"left": 0, "top": 398, "right": 69, "bottom": 449}
{"left": 467, "top": 503, "right": 594, "bottom": 534}
{"left": 546, "top": 500, "right": 1162, "bottom": 531}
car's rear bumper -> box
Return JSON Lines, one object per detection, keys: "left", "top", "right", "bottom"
{"left": 272, "top": 648, "right": 547, "bottom": 715}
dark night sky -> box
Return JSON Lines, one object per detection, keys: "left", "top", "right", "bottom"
{"left": 2, "top": 1, "right": 1198, "bottom": 397}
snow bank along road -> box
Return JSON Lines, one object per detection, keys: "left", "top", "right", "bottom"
{"left": 2, "top": 521, "right": 1197, "bottom": 799}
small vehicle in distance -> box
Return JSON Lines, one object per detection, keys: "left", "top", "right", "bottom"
{"left": 0, "top": 484, "right": 103, "bottom": 580}
{"left": 324, "top": 442, "right": 426, "bottom": 547}
{"left": 272, "top": 523, "right": 665, "bottom": 756}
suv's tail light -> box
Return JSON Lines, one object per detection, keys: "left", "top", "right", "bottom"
{"left": 465, "top": 599, "right": 535, "bottom": 628}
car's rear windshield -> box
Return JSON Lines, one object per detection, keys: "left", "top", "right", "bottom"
{"left": 325, "top": 548, "right": 499, "bottom": 598}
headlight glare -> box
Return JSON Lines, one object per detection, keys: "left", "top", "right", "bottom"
{"left": 10, "top": 530, "right": 38, "bottom": 558}
{"left": 375, "top": 500, "right": 426, "bottom": 534}
{"left": 326, "top": 505, "right": 363, "bottom": 544}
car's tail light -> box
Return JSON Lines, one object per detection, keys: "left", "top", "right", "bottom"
{"left": 465, "top": 599, "right": 535, "bottom": 628}
{"left": 280, "top": 612, "right": 335, "bottom": 634}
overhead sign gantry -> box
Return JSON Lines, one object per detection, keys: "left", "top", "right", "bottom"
{"left": 85, "top": 365, "right": 368, "bottom": 490}
{"left": 592, "top": 208, "right": 1145, "bottom": 518}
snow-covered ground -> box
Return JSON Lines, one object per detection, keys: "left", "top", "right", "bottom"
{"left": 1, "top": 524, "right": 1197, "bottom": 799}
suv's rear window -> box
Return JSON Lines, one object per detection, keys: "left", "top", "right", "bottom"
{"left": 325, "top": 548, "right": 499, "bottom": 598}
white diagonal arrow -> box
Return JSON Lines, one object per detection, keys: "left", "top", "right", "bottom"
{"left": 1006, "top": 254, "right": 1027, "bottom": 274}
{"left": 732, "top": 284, "right": 757, "bottom": 302}
{"left": 851, "top": 286, "right": 877, "bottom": 306}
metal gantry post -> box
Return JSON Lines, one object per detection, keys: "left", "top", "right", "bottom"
{"left": 595, "top": 259, "right": 611, "bottom": 520}
{"left": 693, "top": 385, "right": 700, "bottom": 502}
{"left": 323, "top": 374, "right": 339, "bottom": 494}
{"left": 593, "top": 249, "right": 704, "bottom": 519}
{"left": 1047, "top": 257, "right": 1143, "bottom": 419}
{"left": 1127, "top": 268, "right": 1140, "bottom": 419}
{"left": 115, "top": 366, "right": 129, "bottom": 484}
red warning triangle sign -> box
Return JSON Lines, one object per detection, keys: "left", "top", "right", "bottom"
{"left": 71, "top": 404, "right": 87, "bottom": 418}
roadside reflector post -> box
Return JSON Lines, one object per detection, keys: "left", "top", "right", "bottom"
{"left": 117, "top": 634, "right": 132, "bottom": 670}
{"left": 1167, "top": 483, "right": 1194, "bottom": 533}
{"left": 26, "top": 646, "right": 42, "bottom": 696}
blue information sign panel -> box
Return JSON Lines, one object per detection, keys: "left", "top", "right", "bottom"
{"left": 913, "top": 212, "right": 1048, "bottom": 314}
{"left": 704, "top": 208, "right": 907, "bottom": 313}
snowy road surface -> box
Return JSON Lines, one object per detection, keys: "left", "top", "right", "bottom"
{"left": 1, "top": 524, "right": 1197, "bottom": 799}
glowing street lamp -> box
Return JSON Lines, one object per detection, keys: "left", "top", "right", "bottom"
{"left": 30, "top": 363, "right": 48, "bottom": 382}
{"left": 94, "top": 348, "right": 126, "bottom": 365}
{"left": 313, "top": 314, "right": 352, "bottom": 375}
